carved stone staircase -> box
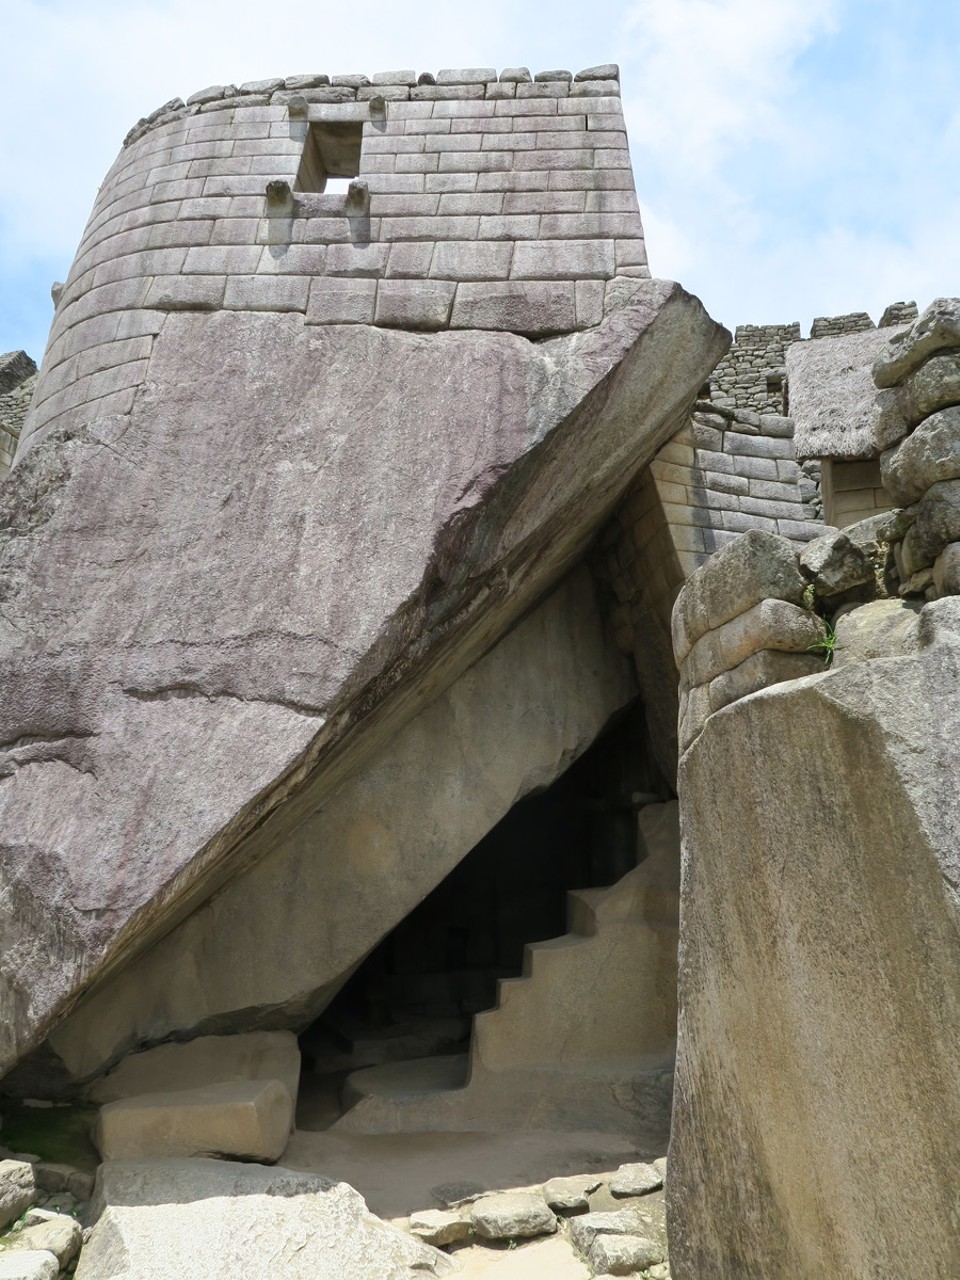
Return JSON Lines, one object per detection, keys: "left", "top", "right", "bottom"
{"left": 335, "top": 801, "right": 681, "bottom": 1136}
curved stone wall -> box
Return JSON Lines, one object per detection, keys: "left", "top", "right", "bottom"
{"left": 19, "top": 65, "right": 646, "bottom": 456}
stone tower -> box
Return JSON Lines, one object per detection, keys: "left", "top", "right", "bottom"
{"left": 20, "top": 65, "right": 648, "bottom": 456}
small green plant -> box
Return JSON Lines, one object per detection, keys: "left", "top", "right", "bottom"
{"left": 807, "top": 617, "right": 840, "bottom": 666}
{"left": 507, "top": 1238, "right": 517, "bottom": 1250}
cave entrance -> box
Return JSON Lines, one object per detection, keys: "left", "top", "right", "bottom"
{"left": 296, "top": 701, "right": 671, "bottom": 1129}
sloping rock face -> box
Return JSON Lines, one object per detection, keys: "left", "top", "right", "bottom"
{"left": 0, "top": 286, "right": 726, "bottom": 1078}
{"left": 35, "top": 567, "right": 635, "bottom": 1085}
{"left": 1, "top": 67, "right": 730, "bottom": 1092}
{"left": 668, "top": 561, "right": 960, "bottom": 1275}
{"left": 75, "top": 1159, "right": 452, "bottom": 1279}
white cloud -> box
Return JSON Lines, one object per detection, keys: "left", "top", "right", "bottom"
{"left": 621, "top": 0, "right": 838, "bottom": 170}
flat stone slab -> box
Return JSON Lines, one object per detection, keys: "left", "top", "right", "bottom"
{"left": 95, "top": 1078, "right": 293, "bottom": 1162}
{"left": 87, "top": 1031, "right": 300, "bottom": 1106}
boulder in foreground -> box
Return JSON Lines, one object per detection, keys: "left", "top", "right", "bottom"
{"left": 75, "top": 1159, "right": 453, "bottom": 1280}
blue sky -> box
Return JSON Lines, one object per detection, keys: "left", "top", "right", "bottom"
{"left": 2, "top": 0, "right": 958, "bottom": 361}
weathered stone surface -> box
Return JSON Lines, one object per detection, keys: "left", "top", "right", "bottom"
{"left": 94, "top": 1078, "right": 293, "bottom": 1162}
{"left": 933, "top": 542, "right": 960, "bottom": 595}
{"left": 0, "top": 281, "right": 727, "bottom": 1079}
{"left": 896, "top": 351, "right": 960, "bottom": 429}
{"left": 589, "top": 1232, "right": 663, "bottom": 1274}
{"left": 880, "top": 406, "right": 960, "bottom": 506}
{"left": 87, "top": 1031, "right": 300, "bottom": 1106}
{"left": 0, "top": 1162, "right": 36, "bottom": 1231}
{"left": 568, "top": 1207, "right": 652, "bottom": 1254}
{"left": 75, "top": 1159, "right": 452, "bottom": 1279}
{"left": 44, "top": 569, "right": 636, "bottom": 1082}
{"left": 799, "top": 529, "right": 874, "bottom": 596}
{"left": 669, "top": 619, "right": 960, "bottom": 1278}
{"left": 407, "top": 1207, "right": 472, "bottom": 1246}
{"left": 541, "top": 1175, "right": 602, "bottom": 1213}
{"left": 681, "top": 599, "right": 825, "bottom": 691}
{"left": 873, "top": 296, "right": 960, "bottom": 388}
{"left": 608, "top": 1162, "right": 663, "bottom": 1197}
{"left": 706, "top": 648, "right": 824, "bottom": 715}
{"left": 4, "top": 1213, "right": 82, "bottom": 1267}
{"left": 787, "top": 327, "right": 908, "bottom": 460}
{"left": 672, "top": 531, "right": 806, "bottom": 665}
{"left": 470, "top": 1192, "right": 557, "bottom": 1240}
{"left": 901, "top": 479, "right": 960, "bottom": 574}
{"left": 0, "top": 1254, "right": 58, "bottom": 1280}
{"left": 832, "top": 598, "right": 921, "bottom": 667}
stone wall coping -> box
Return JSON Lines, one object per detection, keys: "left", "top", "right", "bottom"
{"left": 124, "top": 67, "right": 622, "bottom": 149}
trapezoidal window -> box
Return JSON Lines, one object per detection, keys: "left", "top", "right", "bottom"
{"left": 295, "top": 122, "right": 363, "bottom": 195}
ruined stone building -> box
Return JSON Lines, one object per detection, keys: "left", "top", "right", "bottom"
{"left": 0, "top": 63, "right": 957, "bottom": 1280}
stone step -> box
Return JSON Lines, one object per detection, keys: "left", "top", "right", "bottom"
{"left": 303, "top": 1015, "right": 470, "bottom": 1075}
{"left": 341, "top": 1054, "right": 469, "bottom": 1113}
{"left": 94, "top": 1078, "right": 295, "bottom": 1163}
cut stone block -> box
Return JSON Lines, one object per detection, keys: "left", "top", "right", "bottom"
{"left": 88, "top": 1030, "right": 300, "bottom": 1106}
{"left": 450, "top": 279, "right": 576, "bottom": 333}
{"left": 897, "top": 352, "right": 960, "bottom": 430}
{"left": 374, "top": 279, "right": 454, "bottom": 330}
{"left": 672, "top": 530, "right": 806, "bottom": 665}
{"left": 681, "top": 599, "right": 825, "bottom": 691}
{"left": 707, "top": 648, "right": 825, "bottom": 714}
{"left": 94, "top": 1078, "right": 293, "bottom": 1162}
{"left": 880, "top": 406, "right": 960, "bottom": 506}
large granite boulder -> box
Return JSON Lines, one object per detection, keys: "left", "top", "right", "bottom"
{"left": 668, "top": 596, "right": 960, "bottom": 1277}
{"left": 74, "top": 1159, "right": 453, "bottom": 1279}
{"left": 33, "top": 566, "right": 636, "bottom": 1087}
{"left": 0, "top": 282, "right": 727, "bottom": 1078}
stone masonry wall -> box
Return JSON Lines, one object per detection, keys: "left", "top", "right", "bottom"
{"left": 707, "top": 302, "right": 919, "bottom": 417}
{"left": 0, "top": 352, "right": 37, "bottom": 479}
{"left": 708, "top": 323, "right": 801, "bottom": 415}
{"left": 19, "top": 64, "right": 645, "bottom": 456}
